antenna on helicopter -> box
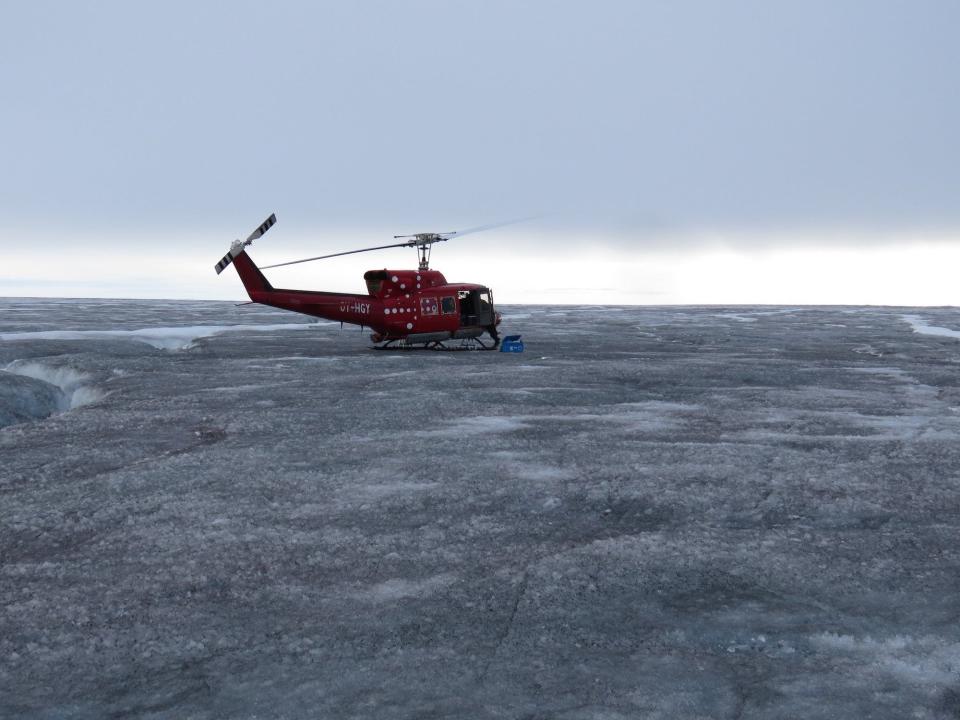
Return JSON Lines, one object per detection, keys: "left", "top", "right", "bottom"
{"left": 260, "top": 216, "right": 537, "bottom": 271}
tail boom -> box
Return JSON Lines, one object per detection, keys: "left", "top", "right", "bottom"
{"left": 216, "top": 212, "right": 386, "bottom": 331}
{"left": 234, "top": 252, "right": 382, "bottom": 328}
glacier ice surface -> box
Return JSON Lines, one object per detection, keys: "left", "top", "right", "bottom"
{"left": 3, "top": 299, "right": 960, "bottom": 719}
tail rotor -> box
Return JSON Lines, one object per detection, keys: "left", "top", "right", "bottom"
{"left": 214, "top": 213, "right": 277, "bottom": 275}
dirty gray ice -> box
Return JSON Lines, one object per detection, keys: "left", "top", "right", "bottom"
{"left": 2, "top": 299, "right": 960, "bottom": 719}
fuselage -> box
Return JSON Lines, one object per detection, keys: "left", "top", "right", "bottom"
{"left": 232, "top": 252, "right": 498, "bottom": 342}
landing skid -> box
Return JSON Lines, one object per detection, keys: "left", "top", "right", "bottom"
{"left": 373, "top": 336, "right": 499, "bottom": 351}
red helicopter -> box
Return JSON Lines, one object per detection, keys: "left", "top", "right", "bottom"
{"left": 214, "top": 214, "right": 509, "bottom": 350}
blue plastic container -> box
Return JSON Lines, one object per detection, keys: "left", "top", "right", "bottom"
{"left": 500, "top": 335, "right": 524, "bottom": 353}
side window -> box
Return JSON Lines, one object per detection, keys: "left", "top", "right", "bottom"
{"left": 420, "top": 297, "right": 439, "bottom": 316}
{"left": 440, "top": 296, "right": 456, "bottom": 315}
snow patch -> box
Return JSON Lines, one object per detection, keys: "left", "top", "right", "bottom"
{"left": 0, "top": 323, "right": 323, "bottom": 351}
{"left": 195, "top": 382, "right": 297, "bottom": 394}
{"left": 513, "top": 464, "right": 572, "bottom": 481}
{"left": 901, "top": 314, "right": 960, "bottom": 340}
{"left": 423, "top": 416, "right": 530, "bottom": 436}
{"left": 851, "top": 344, "right": 883, "bottom": 357}
{"left": 270, "top": 356, "right": 339, "bottom": 363}
{"left": 424, "top": 402, "right": 697, "bottom": 438}
{"left": 363, "top": 574, "right": 455, "bottom": 602}
{"left": 811, "top": 633, "right": 960, "bottom": 687}
{"left": 714, "top": 313, "right": 757, "bottom": 323}
{"left": 851, "top": 366, "right": 908, "bottom": 378}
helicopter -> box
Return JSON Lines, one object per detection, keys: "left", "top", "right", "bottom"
{"left": 214, "top": 214, "right": 512, "bottom": 350}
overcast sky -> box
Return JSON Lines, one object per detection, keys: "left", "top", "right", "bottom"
{"left": 2, "top": 1, "right": 959, "bottom": 304}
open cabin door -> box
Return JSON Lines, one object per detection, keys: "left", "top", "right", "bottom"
{"left": 458, "top": 289, "right": 495, "bottom": 327}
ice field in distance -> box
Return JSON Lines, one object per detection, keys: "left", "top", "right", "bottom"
{"left": 3, "top": 298, "right": 960, "bottom": 719}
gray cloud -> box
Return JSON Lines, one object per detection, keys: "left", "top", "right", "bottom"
{"left": 1, "top": 0, "right": 958, "bottom": 250}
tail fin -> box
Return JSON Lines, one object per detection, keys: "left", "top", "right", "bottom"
{"left": 232, "top": 251, "right": 274, "bottom": 296}
{"left": 214, "top": 213, "right": 276, "bottom": 275}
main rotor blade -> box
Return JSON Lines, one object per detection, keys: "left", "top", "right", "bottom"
{"left": 259, "top": 214, "right": 541, "bottom": 270}
{"left": 259, "top": 241, "right": 414, "bottom": 269}
{"left": 440, "top": 214, "right": 540, "bottom": 240}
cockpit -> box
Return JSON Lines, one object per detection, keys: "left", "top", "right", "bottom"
{"left": 364, "top": 270, "right": 387, "bottom": 295}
